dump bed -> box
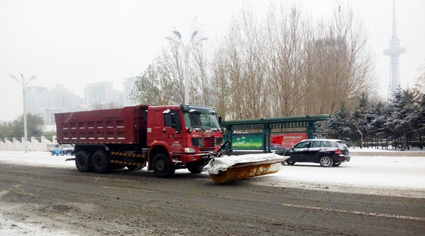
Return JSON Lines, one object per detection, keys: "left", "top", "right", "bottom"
{"left": 55, "top": 105, "right": 149, "bottom": 145}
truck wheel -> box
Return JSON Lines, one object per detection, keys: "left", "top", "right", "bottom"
{"left": 187, "top": 163, "right": 204, "bottom": 174}
{"left": 92, "top": 150, "right": 111, "bottom": 173}
{"left": 152, "top": 153, "right": 175, "bottom": 178}
{"left": 319, "top": 155, "right": 333, "bottom": 167}
{"left": 75, "top": 151, "right": 92, "bottom": 172}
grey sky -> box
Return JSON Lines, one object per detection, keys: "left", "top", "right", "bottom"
{"left": 1, "top": 0, "right": 424, "bottom": 122}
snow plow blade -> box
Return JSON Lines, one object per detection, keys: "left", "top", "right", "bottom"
{"left": 203, "top": 153, "right": 289, "bottom": 184}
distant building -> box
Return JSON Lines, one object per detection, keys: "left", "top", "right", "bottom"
{"left": 383, "top": 0, "right": 406, "bottom": 99}
{"left": 113, "top": 90, "right": 123, "bottom": 107}
{"left": 26, "top": 85, "right": 84, "bottom": 125}
{"left": 123, "top": 76, "right": 139, "bottom": 106}
{"left": 50, "top": 84, "right": 83, "bottom": 109}
{"left": 26, "top": 86, "right": 50, "bottom": 115}
{"left": 84, "top": 81, "right": 113, "bottom": 107}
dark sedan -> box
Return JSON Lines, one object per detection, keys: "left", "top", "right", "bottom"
{"left": 275, "top": 139, "right": 350, "bottom": 167}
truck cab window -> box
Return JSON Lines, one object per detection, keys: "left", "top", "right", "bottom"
{"left": 164, "top": 113, "right": 172, "bottom": 127}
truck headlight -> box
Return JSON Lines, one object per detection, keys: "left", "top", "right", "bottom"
{"left": 184, "top": 147, "right": 195, "bottom": 154}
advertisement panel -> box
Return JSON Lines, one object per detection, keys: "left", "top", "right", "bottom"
{"left": 232, "top": 134, "right": 263, "bottom": 150}
{"left": 270, "top": 132, "right": 307, "bottom": 149}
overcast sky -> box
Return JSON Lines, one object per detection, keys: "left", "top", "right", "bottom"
{"left": 1, "top": 0, "right": 424, "bottom": 122}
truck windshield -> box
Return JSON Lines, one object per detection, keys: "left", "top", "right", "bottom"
{"left": 183, "top": 111, "right": 220, "bottom": 130}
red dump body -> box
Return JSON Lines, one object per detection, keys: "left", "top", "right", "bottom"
{"left": 55, "top": 105, "right": 149, "bottom": 146}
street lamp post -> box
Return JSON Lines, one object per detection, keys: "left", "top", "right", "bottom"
{"left": 165, "top": 30, "right": 208, "bottom": 105}
{"left": 9, "top": 74, "right": 37, "bottom": 153}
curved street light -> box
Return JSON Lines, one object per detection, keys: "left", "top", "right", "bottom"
{"left": 165, "top": 30, "right": 208, "bottom": 105}
{"left": 9, "top": 73, "right": 37, "bottom": 153}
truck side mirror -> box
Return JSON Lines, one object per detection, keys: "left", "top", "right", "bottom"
{"left": 218, "top": 116, "right": 222, "bottom": 126}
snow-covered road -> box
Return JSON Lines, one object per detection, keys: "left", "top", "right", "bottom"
{"left": 0, "top": 150, "right": 424, "bottom": 198}
{"left": 0, "top": 150, "right": 424, "bottom": 236}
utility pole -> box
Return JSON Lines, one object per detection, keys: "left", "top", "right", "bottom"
{"left": 9, "top": 73, "right": 37, "bottom": 153}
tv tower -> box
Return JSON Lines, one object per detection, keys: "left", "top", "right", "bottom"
{"left": 383, "top": 0, "right": 406, "bottom": 99}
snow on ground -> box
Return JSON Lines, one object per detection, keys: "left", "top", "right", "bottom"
{"left": 0, "top": 150, "right": 424, "bottom": 235}
{"left": 0, "top": 213, "right": 76, "bottom": 236}
{"left": 0, "top": 150, "right": 424, "bottom": 198}
{"left": 0, "top": 151, "right": 76, "bottom": 168}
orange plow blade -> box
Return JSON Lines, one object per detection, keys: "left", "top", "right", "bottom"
{"left": 204, "top": 154, "right": 289, "bottom": 184}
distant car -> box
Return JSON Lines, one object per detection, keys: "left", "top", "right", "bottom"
{"left": 275, "top": 139, "right": 350, "bottom": 167}
{"left": 47, "top": 144, "right": 74, "bottom": 156}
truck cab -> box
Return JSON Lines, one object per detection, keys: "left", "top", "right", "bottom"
{"left": 146, "top": 105, "right": 222, "bottom": 175}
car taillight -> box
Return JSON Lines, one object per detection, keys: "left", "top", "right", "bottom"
{"left": 335, "top": 149, "right": 343, "bottom": 156}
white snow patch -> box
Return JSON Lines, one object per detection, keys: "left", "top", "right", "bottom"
{"left": 0, "top": 151, "right": 75, "bottom": 168}
{"left": 203, "top": 153, "right": 288, "bottom": 174}
{"left": 255, "top": 155, "right": 425, "bottom": 198}
{"left": 0, "top": 213, "right": 77, "bottom": 236}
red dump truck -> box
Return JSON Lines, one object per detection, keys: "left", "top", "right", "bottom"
{"left": 55, "top": 104, "right": 223, "bottom": 177}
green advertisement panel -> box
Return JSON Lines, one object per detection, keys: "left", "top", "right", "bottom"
{"left": 232, "top": 133, "right": 263, "bottom": 150}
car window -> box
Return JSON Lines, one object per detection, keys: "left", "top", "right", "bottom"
{"left": 294, "top": 141, "right": 310, "bottom": 149}
{"left": 337, "top": 141, "right": 348, "bottom": 149}
{"left": 325, "top": 141, "right": 333, "bottom": 147}
{"left": 311, "top": 141, "right": 320, "bottom": 148}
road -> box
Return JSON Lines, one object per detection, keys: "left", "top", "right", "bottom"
{"left": 1, "top": 163, "right": 424, "bottom": 236}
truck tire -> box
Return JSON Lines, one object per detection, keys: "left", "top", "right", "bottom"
{"left": 75, "top": 150, "right": 92, "bottom": 172}
{"left": 92, "top": 150, "right": 111, "bottom": 173}
{"left": 187, "top": 163, "right": 204, "bottom": 174}
{"left": 152, "top": 153, "right": 175, "bottom": 178}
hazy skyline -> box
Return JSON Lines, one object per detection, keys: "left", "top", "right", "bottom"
{"left": 1, "top": 0, "right": 424, "bottom": 121}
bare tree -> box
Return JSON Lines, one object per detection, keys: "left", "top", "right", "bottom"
{"left": 132, "top": 2, "right": 376, "bottom": 121}
{"left": 132, "top": 46, "right": 184, "bottom": 105}
{"left": 265, "top": 4, "right": 313, "bottom": 116}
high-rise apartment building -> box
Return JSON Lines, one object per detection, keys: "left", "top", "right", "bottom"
{"left": 26, "top": 85, "right": 84, "bottom": 124}
{"left": 123, "top": 76, "right": 138, "bottom": 106}
{"left": 84, "top": 81, "right": 113, "bottom": 107}
{"left": 26, "top": 86, "right": 50, "bottom": 115}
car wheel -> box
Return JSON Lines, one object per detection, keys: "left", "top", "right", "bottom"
{"left": 286, "top": 161, "right": 296, "bottom": 166}
{"left": 319, "top": 155, "right": 333, "bottom": 167}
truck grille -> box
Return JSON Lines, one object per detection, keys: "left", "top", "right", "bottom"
{"left": 192, "top": 137, "right": 222, "bottom": 147}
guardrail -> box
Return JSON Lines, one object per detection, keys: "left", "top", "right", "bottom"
{"left": 0, "top": 136, "right": 57, "bottom": 152}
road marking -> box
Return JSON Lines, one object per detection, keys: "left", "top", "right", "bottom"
{"left": 282, "top": 203, "right": 425, "bottom": 222}
{"left": 102, "top": 186, "right": 154, "bottom": 193}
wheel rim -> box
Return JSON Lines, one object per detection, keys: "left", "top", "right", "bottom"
{"left": 156, "top": 159, "right": 165, "bottom": 172}
{"left": 320, "top": 156, "right": 331, "bottom": 166}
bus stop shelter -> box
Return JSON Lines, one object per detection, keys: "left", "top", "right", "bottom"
{"left": 222, "top": 115, "right": 330, "bottom": 153}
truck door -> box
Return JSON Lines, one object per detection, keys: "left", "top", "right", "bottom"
{"left": 162, "top": 109, "right": 184, "bottom": 150}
